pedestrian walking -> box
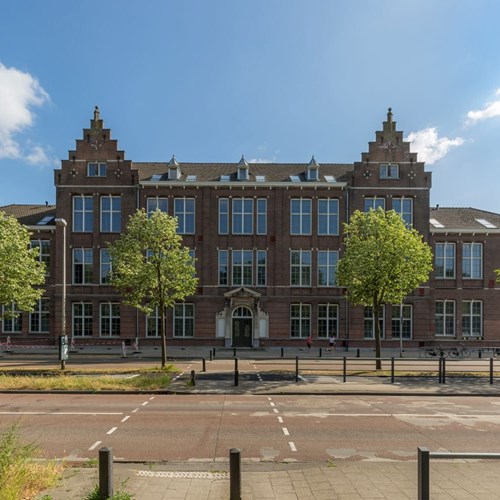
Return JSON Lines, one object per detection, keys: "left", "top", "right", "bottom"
{"left": 306, "top": 335, "right": 312, "bottom": 350}
{"left": 328, "top": 335, "right": 335, "bottom": 351}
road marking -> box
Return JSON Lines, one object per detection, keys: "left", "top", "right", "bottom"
{"left": 107, "top": 427, "right": 117, "bottom": 435}
{"left": 289, "top": 442, "right": 297, "bottom": 452}
{"left": 270, "top": 402, "right": 275, "bottom": 407}
{"left": 88, "top": 441, "right": 102, "bottom": 451}
{"left": 149, "top": 396, "right": 155, "bottom": 400}
{"left": 131, "top": 408, "right": 139, "bottom": 413}
{"left": 121, "top": 416, "right": 130, "bottom": 423}
{"left": 278, "top": 416, "right": 283, "bottom": 423}
{"left": 141, "top": 401, "right": 149, "bottom": 406}
{"left": 273, "top": 408, "right": 279, "bottom": 414}
{"left": 282, "top": 427, "right": 290, "bottom": 436}
{"left": 268, "top": 397, "right": 272, "bottom": 401}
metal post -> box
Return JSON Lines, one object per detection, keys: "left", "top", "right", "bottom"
{"left": 319, "top": 347, "right": 322, "bottom": 358}
{"left": 229, "top": 448, "right": 241, "bottom": 500}
{"left": 233, "top": 347, "right": 237, "bottom": 357}
{"left": 438, "top": 357, "right": 442, "bottom": 384}
{"left": 234, "top": 358, "right": 239, "bottom": 386}
{"left": 99, "top": 447, "right": 113, "bottom": 500}
{"left": 295, "top": 356, "right": 299, "bottom": 382}
{"left": 55, "top": 218, "right": 67, "bottom": 344}
{"left": 417, "top": 447, "right": 430, "bottom": 500}
{"left": 202, "top": 358, "right": 206, "bottom": 372}
{"left": 209, "top": 350, "right": 213, "bottom": 361}
{"left": 281, "top": 347, "right": 284, "bottom": 358}
{"left": 442, "top": 357, "right": 446, "bottom": 384}
{"left": 343, "top": 356, "right": 347, "bottom": 383}
{"left": 479, "top": 349, "right": 482, "bottom": 358}
{"left": 213, "top": 347, "right": 216, "bottom": 357}
{"left": 399, "top": 302, "right": 403, "bottom": 358}
{"left": 391, "top": 357, "right": 394, "bottom": 384}
{"left": 356, "top": 348, "right": 360, "bottom": 358}
{"left": 490, "top": 357, "right": 494, "bottom": 385}
{"left": 190, "top": 370, "right": 196, "bottom": 386}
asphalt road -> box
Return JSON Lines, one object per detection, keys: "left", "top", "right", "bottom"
{"left": 2, "top": 393, "right": 500, "bottom": 463}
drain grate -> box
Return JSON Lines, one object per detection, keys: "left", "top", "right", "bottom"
{"left": 137, "top": 470, "right": 228, "bottom": 480}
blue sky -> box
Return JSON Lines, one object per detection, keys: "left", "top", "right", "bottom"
{"left": 1, "top": 1, "right": 500, "bottom": 212}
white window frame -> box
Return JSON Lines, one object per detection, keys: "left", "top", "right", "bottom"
{"left": 232, "top": 250, "right": 253, "bottom": 286}
{"left": 2, "top": 303, "right": 22, "bottom": 333}
{"left": 290, "top": 303, "right": 311, "bottom": 338}
{"left": 100, "top": 302, "right": 120, "bottom": 337}
{"left": 146, "top": 307, "right": 160, "bottom": 337}
{"left": 435, "top": 300, "right": 455, "bottom": 337}
{"left": 364, "top": 197, "right": 385, "bottom": 212}
{"left": 218, "top": 198, "right": 229, "bottom": 234}
{"left": 72, "top": 302, "right": 93, "bottom": 337}
{"left": 87, "top": 162, "right": 107, "bottom": 177}
{"left": 290, "top": 198, "right": 312, "bottom": 235}
{"left": 29, "top": 298, "right": 49, "bottom": 333}
{"left": 256, "top": 250, "right": 267, "bottom": 287}
{"left": 146, "top": 197, "right": 168, "bottom": 217}
{"left": 72, "top": 195, "right": 93, "bottom": 233}
{"left": 30, "top": 239, "right": 51, "bottom": 276}
{"left": 462, "top": 242, "right": 483, "bottom": 279}
{"left": 462, "top": 300, "right": 482, "bottom": 338}
{"left": 317, "top": 250, "right": 338, "bottom": 287}
{"left": 318, "top": 304, "right": 338, "bottom": 339}
{"left": 100, "top": 249, "right": 112, "bottom": 284}
{"left": 173, "top": 303, "right": 194, "bottom": 337}
{"left": 218, "top": 250, "right": 229, "bottom": 286}
{"left": 379, "top": 164, "right": 399, "bottom": 179}
{"left": 73, "top": 248, "right": 93, "bottom": 284}
{"left": 256, "top": 198, "right": 267, "bottom": 235}
{"left": 318, "top": 199, "right": 339, "bottom": 235}
{"left": 290, "top": 250, "right": 312, "bottom": 287}
{"left": 232, "top": 198, "right": 253, "bottom": 235}
{"left": 100, "top": 195, "right": 121, "bottom": 233}
{"left": 391, "top": 304, "right": 413, "bottom": 339}
{"left": 364, "top": 306, "right": 385, "bottom": 339}
{"left": 435, "top": 243, "right": 456, "bottom": 279}
{"left": 393, "top": 197, "right": 413, "bottom": 227}
{"left": 174, "top": 197, "right": 195, "bottom": 234}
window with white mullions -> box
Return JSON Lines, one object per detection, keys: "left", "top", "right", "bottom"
{"left": 218, "top": 250, "right": 229, "bottom": 286}
{"left": 462, "top": 300, "right": 482, "bottom": 337}
{"left": 72, "top": 302, "right": 93, "bottom": 337}
{"left": 30, "top": 239, "right": 51, "bottom": 275}
{"left": 391, "top": 304, "right": 412, "bottom": 339}
{"left": 393, "top": 197, "right": 413, "bottom": 227}
{"left": 256, "top": 250, "right": 267, "bottom": 286}
{"left": 73, "top": 248, "right": 93, "bottom": 284}
{"left": 87, "top": 162, "right": 107, "bottom": 177}
{"left": 100, "top": 302, "right": 120, "bottom": 336}
{"left": 317, "top": 250, "right": 338, "bottom": 287}
{"left": 318, "top": 199, "right": 339, "bottom": 235}
{"left": 364, "top": 306, "right": 385, "bottom": 339}
{"left": 435, "top": 243, "right": 456, "bottom": 279}
{"left": 290, "top": 250, "right": 311, "bottom": 286}
{"left": 290, "top": 198, "right": 312, "bottom": 235}
{"left": 146, "top": 197, "right": 167, "bottom": 217}
{"left": 364, "top": 197, "right": 385, "bottom": 212}
{"left": 146, "top": 307, "right": 160, "bottom": 337}
{"left": 318, "top": 304, "right": 338, "bottom": 338}
{"left": 218, "top": 198, "right": 229, "bottom": 234}
{"left": 379, "top": 164, "right": 399, "bottom": 179}
{"left": 2, "top": 303, "right": 22, "bottom": 333}
{"left": 100, "top": 195, "right": 121, "bottom": 233}
{"left": 232, "top": 250, "right": 253, "bottom": 286}
{"left": 256, "top": 198, "right": 267, "bottom": 235}
{"left": 462, "top": 243, "right": 482, "bottom": 279}
{"left": 290, "top": 303, "right": 311, "bottom": 338}
{"left": 72, "top": 195, "right": 93, "bottom": 233}
{"left": 174, "top": 197, "right": 195, "bottom": 234}
{"left": 232, "top": 198, "right": 253, "bottom": 234}
{"left": 29, "top": 298, "right": 49, "bottom": 333}
{"left": 100, "top": 249, "right": 112, "bottom": 284}
{"left": 174, "top": 303, "right": 194, "bottom": 337}
{"left": 435, "top": 300, "right": 455, "bottom": 337}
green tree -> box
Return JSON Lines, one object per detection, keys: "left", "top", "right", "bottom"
{"left": 0, "top": 212, "right": 45, "bottom": 320}
{"left": 336, "top": 208, "right": 432, "bottom": 369}
{"left": 107, "top": 209, "right": 197, "bottom": 367}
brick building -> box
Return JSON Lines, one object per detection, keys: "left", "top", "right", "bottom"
{"left": 2, "top": 107, "right": 500, "bottom": 348}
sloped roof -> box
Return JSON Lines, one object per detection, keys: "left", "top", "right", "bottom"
{"left": 430, "top": 207, "right": 500, "bottom": 231}
{"left": 133, "top": 162, "right": 354, "bottom": 183}
{"left": 0, "top": 204, "right": 56, "bottom": 226}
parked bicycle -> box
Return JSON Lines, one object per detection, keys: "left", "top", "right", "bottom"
{"left": 447, "top": 344, "right": 471, "bottom": 358}
{"left": 424, "top": 346, "right": 447, "bottom": 358}
{"left": 425, "top": 344, "right": 471, "bottom": 358}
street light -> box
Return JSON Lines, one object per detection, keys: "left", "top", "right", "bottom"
{"left": 54, "top": 218, "right": 67, "bottom": 341}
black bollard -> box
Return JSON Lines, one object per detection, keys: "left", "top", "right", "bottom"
{"left": 234, "top": 358, "right": 239, "bottom": 386}
{"left": 356, "top": 348, "right": 360, "bottom": 358}
{"left": 190, "top": 370, "right": 196, "bottom": 386}
{"left": 319, "top": 347, "right": 322, "bottom": 358}
{"left": 202, "top": 358, "right": 206, "bottom": 372}
{"left": 209, "top": 350, "right": 213, "bottom": 361}
{"left": 99, "top": 447, "right": 113, "bottom": 500}
{"left": 281, "top": 347, "right": 284, "bottom": 358}
{"left": 229, "top": 448, "right": 241, "bottom": 500}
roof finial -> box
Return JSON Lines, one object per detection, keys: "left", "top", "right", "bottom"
{"left": 387, "top": 107, "right": 393, "bottom": 123}
{"left": 94, "top": 106, "right": 100, "bottom": 121}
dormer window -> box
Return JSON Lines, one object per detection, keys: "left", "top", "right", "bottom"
{"left": 379, "top": 164, "right": 399, "bottom": 179}
{"left": 87, "top": 162, "right": 107, "bottom": 177}
{"left": 167, "top": 155, "right": 180, "bottom": 180}
{"left": 237, "top": 155, "right": 249, "bottom": 181}
{"left": 306, "top": 156, "right": 319, "bottom": 181}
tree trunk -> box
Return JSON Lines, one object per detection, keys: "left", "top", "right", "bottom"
{"left": 373, "top": 304, "right": 382, "bottom": 370}
{"left": 160, "top": 303, "right": 167, "bottom": 368}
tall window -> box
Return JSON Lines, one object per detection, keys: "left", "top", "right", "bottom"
{"left": 232, "top": 198, "right": 253, "bottom": 234}
{"left": 318, "top": 199, "right": 339, "bottom": 235}
{"left": 364, "top": 197, "right": 385, "bottom": 212}
{"left": 218, "top": 250, "right": 229, "bottom": 286}
{"left": 318, "top": 304, "right": 338, "bottom": 338}
{"left": 87, "top": 162, "right": 106, "bottom": 177}
{"left": 462, "top": 300, "right": 482, "bottom": 337}
{"left": 256, "top": 250, "right": 267, "bottom": 286}
{"left": 174, "top": 303, "right": 194, "bottom": 337}
{"left": 73, "top": 249, "right": 93, "bottom": 284}
{"left": 31, "top": 239, "right": 50, "bottom": 275}
{"left": 391, "top": 304, "right": 412, "bottom": 339}
{"left": 146, "top": 197, "right": 167, "bottom": 217}
{"left": 100, "top": 303, "right": 120, "bottom": 336}
{"left": 290, "top": 250, "right": 311, "bottom": 286}
{"left": 435, "top": 300, "right": 455, "bottom": 337}
{"left": 29, "top": 298, "right": 49, "bottom": 333}
{"left": 100, "top": 196, "right": 121, "bottom": 232}
{"left": 462, "top": 243, "right": 482, "bottom": 279}
{"left": 146, "top": 307, "right": 160, "bottom": 337}
{"left": 435, "top": 243, "right": 456, "bottom": 279}
{"left": 256, "top": 198, "right": 267, "bottom": 235}
{"left": 290, "top": 198, "right": 312, "bottom": 235}
{"left": 72, "top": 303, "right": 93, "bottom": 337}
{"left": 364, "top": 306, "right": 385, "bottom": 339}
{"left": 73, "top": 195, "right": 93, "bottom": 232}
{"left": 318, "top": 250, "right": 338, "bottom": 287}
{"left": 219, "top": 198, "right": 229, "bottom": 234}
{"left": 290, "top": 303, "right": 311, "bottom": 338}
{"left": 2, "top": 303, "right": 22, "bottom": 333}
{"left": 100, "top": 249, "right": 112, "bottom": 284}
{"left": 174, "top": 198, "right": 195, "bottom": 234}
{"left": 232, "top": 250, "right": 253, "bottom": 286}
{"left": 393, "top": 197, "right": 413, "bottom": 227}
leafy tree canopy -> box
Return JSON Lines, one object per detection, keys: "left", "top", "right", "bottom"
{"left": 0, "top": 212, "right": 45, "bottom": 318}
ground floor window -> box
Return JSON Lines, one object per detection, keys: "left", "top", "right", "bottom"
{"left": 364, "top": 306, "right": 385, "bottom": 339}
{"left": 435, "top": 300, "right": 455, "bottom": 336}
{"left": 391, "top": 304, "right": 412, "bottom": 339}
{"left": 29, "top": 298, "right": 49, "bottom": 333}
{"left": 100, "top": 303, "right": 120, "bottom": 336}
{"left": 173, "top": 303, "right": 194, "bottom": 337}
{"left": 462, "top": 300, "right": 482, "bottom": 337}
{"left": 2, "top": 303, "right": 22, "bottom": 333}
{"left": 146, "top": 307, "right": 160, "bottom": 337}
{"left": 317, "top": 304, "right": 338, "bottom": 338}
{"left": 290, "top": 304, "right": 311, "bottom": 338}
{"left": 72, "top": 302, "right": 93, "bottom": 336}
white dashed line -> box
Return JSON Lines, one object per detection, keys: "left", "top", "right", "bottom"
{"left": 289, "top": 442, "right": 297, "bottom": 452}
{"left": 121, "top": 416, "right": 130, "bottom": 423}
{"left": 273, "top": 408, "right": 279, "bottom": 414}
{"left": 149, "top": 396, "right": 155, "bottom": 400}
{"left": 270, "top": 402, "right": 275, "bottom": 407}
{"left": 282, "top": 427, "right": 290, "bottom": 436}
{"left": 132, "top": 408, "right": 139, "bottom": 413}
{"left": 268, "top": 397, "right": 272, "bottom": 401}
{"left": 142, "top": 401, "right": 149, "bottom": 406}
{"left": 88, "top": 441, "right": 102, "bottom": 451}
{"left": 107, "top": 427, "right": 117, "bottom": 435}
{"left": 277, "top": 416, "right": 283, "bottom": 423}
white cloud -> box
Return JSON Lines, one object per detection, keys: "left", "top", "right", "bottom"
{"left": 0, "top": 62, "right": 50, "bottom": 164}
{"left": 248, "top": 157, "right": 274, "bottom": 163}
{"left": 466, "top": 88, "right": 500, "bottom": 125}
{"left": 406, "top": 128, "right": 464, "bottom": 165}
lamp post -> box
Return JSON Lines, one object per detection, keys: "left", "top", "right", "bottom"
{"left": 399, "top": 302, "right": 403, "bottom": 358}
{"left": 54, "top": 219, "right": 67, "bottom": 340}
